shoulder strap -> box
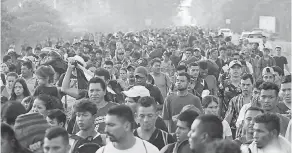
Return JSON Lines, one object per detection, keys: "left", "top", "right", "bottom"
{"left": 70, "top": 135, "right": 84, "bottom": 153}
{"left": 142, "top": 140, "right": 148, "bottom": 153}
{"left": 161, "top": 130, "right": 168, "bottom": 145}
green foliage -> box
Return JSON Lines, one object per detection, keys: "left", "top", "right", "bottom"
{"left": 1, "top": 0, "right": 72, "bottom": 53}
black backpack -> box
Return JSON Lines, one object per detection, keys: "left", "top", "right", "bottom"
{"left": 70, "top": 135, "right": 103, "bottom": 153}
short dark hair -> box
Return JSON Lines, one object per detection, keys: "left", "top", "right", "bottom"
{"left": 107, "top": 105, "right": 135, "bottom": 129}
{"left": 177, "top": 109, "right": 199, "bottom": 129}
{"left": 26, "top": 46, "right": 32, "bottom": 52}
{"left": 8, "top": 64, "right": 16, "bottom": 72}
{"left": 96, "top": 49, "right": 102, "bottom": 54}
{"left": 36, "top": 94, "right": 63, "bottom": 111}
{"left": 254, "top": 80, "right": 264, "bottom": 89}
{"left": 245, "top": 106, "right": 264, "bottom": 115}
{"left": 94, "top": 68, "right": 110, "bottom": 81}
{"left": 254, "top": 113, "right": 280, "bottom": 135}
{"left": 104, "top": 60, "right": 113, "bottom": 66}
{"left": 22, "top": 61, "right": 33, "bottom": 69}
{"left": 120, "top": 67, "right": 127, "bottom": 73}
{"left": 188, "top": 62, "right": 198, "bottom": 67}
{"left": 263, "top": 48, "right": 270, "bottom": 52}
{"left": 88, "top": 77, "right": 107, "bottom": 91}
{"left": 45, "top": 127, "right": 69, "bottom": 145}
{"left": 282, "top": 75, "right": 291, "bottom": 84}
{"left": 198, "top": 60, "right": 208, "bottom": 70}
{"left": 218, "top": 47, "right": 226, "bottom": 51}
{"left": 35, "top": 47, "right": 41, "bottom": 51}
{"left": 137, "top": 96, "right": 157, "bottom": 112}
{"left": 241, "top": 73, "right": 254, "bottom": 84}
{"left": 196, "top": 114, "right": 223, "bottom": 139}
{"left": 259, "top": 82, "right": 279, "bottom": 96}
{"left": 6, "top": 72, "right": 18, "bottom": 79}
{"left": 47, "top": 109, "right": 67, "bottom": 127}
{"left": 176, "top": 65, "right": 187, "bottom": 72}
{"left": 177, "top": 72, "right": 191, "bottom": 82}
{"left": 3, "top": 55, "right": 11, "bottom": 62}
{"left": 1, "top": 122, "right": 23, "bottom": 152}
{"left": 151, "top": 58, "right": 161, "bottom": 66}
{"left": 74, "top": 99, "right": 97, "bottom": 115}
{"left": 272, "top": 66, "right": 284, "bottom": 76}
{"left": 1, "top": 101, "right": 26, "bottom": 125}
{"left": 39, "top": 53, "right": 48, "bottom": 59}
{"left": 185, "top": 48, "right": 194, "bottom": 53}
{"left": 209, "top": 48, "right": 218, "bottom": 54}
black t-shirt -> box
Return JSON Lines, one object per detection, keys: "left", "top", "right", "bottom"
{"left": 133, "top": 128, "right": 175, "bottom": 150}
{"left": 144, "top": 84, "right": 164, "bottom": 105}
{"left": 133, "top": 116, "right": 168, "bottom": 132}
{"left": 273, "top": 56, "right": 288, "bottom": 71}
{"left": 33, "top": 86, "right": 60, "bottom": 99}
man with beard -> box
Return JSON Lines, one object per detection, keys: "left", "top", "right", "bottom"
{"left": 162, "top": 72, "right": 202, "bottom": 133}
{"left": 133, "top": 96, "right": 175, "bottom": 150}
{"left": 249, "top": 113, "right": 291, "bottom": 153}
{"left": 225, "top": 74, "right": 254, "bottom": 138}
{"left": 134, "top": 66, "right": 164, "bottom": 106}
{"left": 96, "top": 105, "right": 160, "bottom": 153}
{"left": 188, "top": 114, "right": 223, "bottom": 153}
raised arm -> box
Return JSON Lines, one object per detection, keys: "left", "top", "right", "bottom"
{"left": 61, "top": 60, "right": 81, "bottom": 98}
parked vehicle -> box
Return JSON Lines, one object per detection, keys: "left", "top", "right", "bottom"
{"left": 218, "top": 28, "right": 233, "bottom": 38}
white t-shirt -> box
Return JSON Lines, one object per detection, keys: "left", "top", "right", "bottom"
{"left": 222, "top": 119, "right": 232, "bottom": 138}
{"left": 96, "top": 137, "right": 160, "bottom": 153}
{"left": 246, "top": 61, "right": 254, "bottom": 74}
{"left": 236, "top": 103, "right": 251, "bottom": 128}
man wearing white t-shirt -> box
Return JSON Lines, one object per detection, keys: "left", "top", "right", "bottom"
{"left": 96, "top": 105, "right": 160, "bottom": 153}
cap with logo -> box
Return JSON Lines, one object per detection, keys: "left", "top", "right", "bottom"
{"left": 262, "top": 67, "right": 275, "bottom": 76}
{"left": 229, "top": 60, "right": 242, "bottom": 69}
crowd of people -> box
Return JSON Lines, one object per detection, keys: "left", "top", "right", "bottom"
{"left": 1, "top": 26, "right": 291, "bottom": 153}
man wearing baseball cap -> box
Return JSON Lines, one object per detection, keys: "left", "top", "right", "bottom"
{"left": 262, "top": 67, "right": 275, "bottom": 83}
{"left": 134, "top": 66, "right": 164, "bottom": 106}
{"left": 218, "top": 60, "right": 243, "bottom": 118}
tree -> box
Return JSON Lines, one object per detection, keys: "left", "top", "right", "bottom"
{"left": 1, "top": 0, "right": 73, "bottom": 53}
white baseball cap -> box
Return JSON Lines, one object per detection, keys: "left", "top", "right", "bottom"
{"left": 122, "top": 86, "right": 150, "bottom": 98}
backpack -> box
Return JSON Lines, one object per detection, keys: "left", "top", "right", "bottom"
{"left": 70, "top": 135, "right": 103, "bottom": 153}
